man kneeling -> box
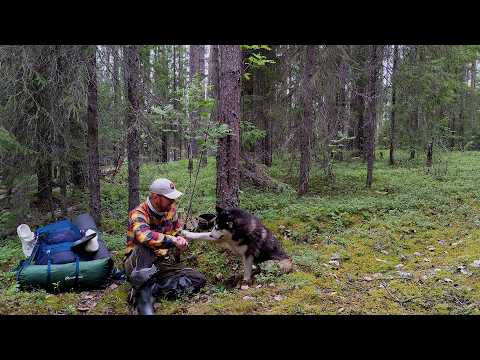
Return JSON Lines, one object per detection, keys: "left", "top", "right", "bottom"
{"left": 123, "top": 178, "right": 206, "bottom": 315}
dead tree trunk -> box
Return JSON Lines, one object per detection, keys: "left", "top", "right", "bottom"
{"left": 85, "top": 45, "right": 102, "bottom": 225}
{"left": 124, "top": 45, "right": 141, "bottom": 211}
{"left": 216, "top": 45, "right": 241, "bottom": 208}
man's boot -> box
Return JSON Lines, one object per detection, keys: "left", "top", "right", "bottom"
{"left": 135, "top": 282, "right": 155, "bottom": 315}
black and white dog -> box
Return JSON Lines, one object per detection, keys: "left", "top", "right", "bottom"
{"left": 181, "top": 206, "right": 293, "bottom": 285}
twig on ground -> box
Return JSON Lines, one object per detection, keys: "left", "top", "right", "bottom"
{"left": 380, "top": 281, "right": 418, "bottom": 307}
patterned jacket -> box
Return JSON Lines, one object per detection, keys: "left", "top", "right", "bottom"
{"left": 124, "top": 200, "right": 183, "bottom": 261}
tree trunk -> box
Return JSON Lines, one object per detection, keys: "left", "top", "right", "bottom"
{"left": 37, "top": 160, "right": 53, "bottom": 208}
{"left": 208, "top": 45, "right": 220, "bottom": 162}
{"left": 338, "top": 55, "right": 348, "bottom": 137}
{"left": 69, "top": 96, "right": 86, "bottom": 189}
{"left": 111, "top": 45, "right": 125, "bottom": 170}
{"left": 34, "top": 47, "right": 54, "bottom": 208}
{"left": 199, "top": 45, "right": 208, "bottom": 167}
{"left": 471, "top": 60, "right": 476, "bottom": 89}
{"left": 409, "top": 46, "right": 419, "bottom": 157}
{"left": 449, "top": 115, "right": 456, "bottom": 150}
{"left": 353, "top": 82, "right": 365, "bottom": 157}
{"left": 155, "top": 46, "right": 168, "bottom": 163}
{"left": 208, "top": 45, "right": 220, "bottom": 120}
{"left": 199, "top": 45, "right": 206, "bottom": 85}
{"left": 189, "top": 45, "right": 200, "bottom": 162}
{"left": 352, "top": 46, "right": 367, "bottom": 158}
{"left": 172, "top": 45, "right": 180, "bottom": 161}
{"left": 263, "top": 113, "right": 273, "bottom": 166}
{"left": 469, "top": 60, "right": 477, "bottom": 131}
{"left": 85, "top": 45, "right": 101, "bottom": 225}
{"left": 365, "top": 45, "right": 383, "bottom": 188}
{"left": 389, "top": 45, "right": 399, "bottom": 166}
{"left": 177, "top": 45, "right": 184, "bottom": 159}
{"left": 112, "top": 45, "right": 121, "bottom": 108}
{"left": 124, "top": 45, "right": 141, "bottom": 211}
{"left": 458, "top": 65, "right": 468, "bottom": 151}
{"left": 298, "top": 45, "right": 316, "bottom": 196}
{"left": 216, "top": 45, "right": 241, "bottom": 208}
{"left": 426, "top": 141, "right": 433, "bottom": 168}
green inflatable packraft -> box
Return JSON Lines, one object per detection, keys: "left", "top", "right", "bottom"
{"left": 17, "top": 257, "right": 114, "bottom": 292}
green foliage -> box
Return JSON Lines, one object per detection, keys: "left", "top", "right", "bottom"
{"left": 0, "top": 126, "right": 32, "bottom": 155}
{"left": 382, "top": 45, "right": 480, "bottom": 151}
{"left": 0, "top": 210, "right": 16, "bottom": 235}
{"left": 150, "top": 75, "right": 229, "bottom": 155}
{"left": 241, "top": 45, "right": 276, "bottom": 80}
{"left": 240, "top": 120, "right": 266, "bottom": 150}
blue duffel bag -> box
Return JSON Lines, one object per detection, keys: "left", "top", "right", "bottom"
{"left": 35, "top": 220, "right": 83, "bottom": 265}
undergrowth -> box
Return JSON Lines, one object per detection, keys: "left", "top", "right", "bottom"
{"left": 2, "top": 150, "right": 480, "bottom": 314}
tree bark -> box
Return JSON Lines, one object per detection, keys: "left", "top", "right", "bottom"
{"left": 189, "top": 45, "right": 200, "bottom": 161}
{"left": 124, "top": 45, "right": 141, "bottom": 211}
{"left": 175, "top": 45, "right": 183, "bottom": 160}
{"left": 353, "top": 83, "right": 366, "bottom": 157}
{"left": 409, "top": 46, "right": 419, "bottom": 157}
{"left": 69, "top": 89, "right": 86, "bottom": 189}
{"left": 85, "top": 45, "right": 101, "bottom": 225}
{"left": 208, "top": 45, "right": 220, "bottom": 163}
{"left": 389, "top": 45, "right": 399, "bottom": 166}
{"left": 34, "top": 46, "right": 54, "bottom": 208}
{"left": 426, "top": 141, "right": 433, "bottom": 168}
{"left": 37, "top": 160, "right": 53, "bottom": 208}
{"left": 449, "top": 115, "right": 456, "bottom": 150}
{"left": 216, "top": 45, "right": 241, "bottom": 208}
{"left": 111, "top": 45, "right": 125, "bottom": 170}
{"left": 199, "top": 45, "right": 208, "bottom": 167}
{"left": 365, "top": 45, "right": 383, "bottom": 188}
{"left": 471, "top": 60, "right": 476, "bottom": 89}
{"left": 112, "top": 45, "right": 121, "bottom": 108}
{"left": 172, "top": 45, "right": 180, "bottom": 161}
{"left": 298, "top": 45, "right": 316, "bottom": 196}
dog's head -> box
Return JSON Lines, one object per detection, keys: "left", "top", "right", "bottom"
{"left": 209, "top": 206, "right": 236, "bottom": 240}
{"left": 215, "top": 206, "right": 236, "bottom": 230}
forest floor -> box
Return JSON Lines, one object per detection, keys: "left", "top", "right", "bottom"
{"left": 2, "top": 150, "right": 480, "bottom": 315}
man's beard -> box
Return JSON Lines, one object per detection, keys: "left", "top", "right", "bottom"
{"left": 146, "top": 196, "right": 174, "bottom": 215}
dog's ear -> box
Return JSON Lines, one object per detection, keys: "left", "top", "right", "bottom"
{"left": 215, "top": 205, "right": 224, "bottom": 214}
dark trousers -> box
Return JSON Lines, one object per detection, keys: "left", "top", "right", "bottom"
{"left": 124, "top": 245, "right": 206, "bottom": 299}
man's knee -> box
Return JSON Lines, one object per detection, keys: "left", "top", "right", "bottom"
{"left": 187, "top": 269, "right": 207, "bottom": 290}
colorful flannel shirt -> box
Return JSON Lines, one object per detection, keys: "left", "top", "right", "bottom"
{"left": 124, "top": 200, "right": 183, "bottom": 261}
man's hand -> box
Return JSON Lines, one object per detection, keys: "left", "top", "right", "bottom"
{"left": 173, "top": 236, "right": 188, "bottom": 251}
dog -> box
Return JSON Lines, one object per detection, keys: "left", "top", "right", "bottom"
{"left": 181, "top": 206, "right": 293, "bottom": 285}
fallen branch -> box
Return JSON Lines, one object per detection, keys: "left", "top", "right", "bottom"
{"left": 380, "top": 281, "right": 418, "bottom": 307}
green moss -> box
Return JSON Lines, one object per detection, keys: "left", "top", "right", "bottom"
{"left": 4, "top": 152, "right": 480, "bottom": 314}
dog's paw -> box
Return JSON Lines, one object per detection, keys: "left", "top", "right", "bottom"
{"left": 278, "top": 258, "right": 293, "bottom": 273}
{"left": 238, "top": 279, "right": 253, "bottom": 289}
